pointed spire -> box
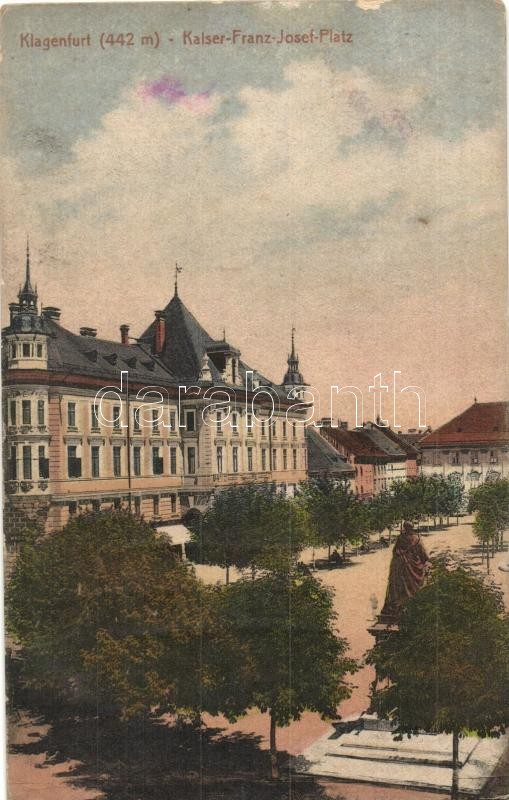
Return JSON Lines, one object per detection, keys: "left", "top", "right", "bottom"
{"left": 283, "top": 325, "right": 306, "bottom": 389}
{"left": 290, "top": 326, "right": 296, "bottom": 359}
{"left": 18, "top": 236, "right": 38, "bottom": 313}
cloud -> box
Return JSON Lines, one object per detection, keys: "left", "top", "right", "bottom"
{"left": 2, "top": 59, "right": 506, "bottom": 425}
{"left": 353, "top": 0, "right": 393, "bottom": 9}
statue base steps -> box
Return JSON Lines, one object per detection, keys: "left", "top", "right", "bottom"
{"left": 292, "top": 715, "right": 507, "bottom": 795}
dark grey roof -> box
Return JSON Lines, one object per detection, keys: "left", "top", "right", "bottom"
{"left": 306, "top": 428, "right": 355, "bottom": 477}
{"left": 42, "top": 316, "right": 176, "bottom": 385}
{"left": 139, "top": 292, "right": 287, "bottom": 395}
{"left": 360, "top": 424, "right": 407, "bottom": 459}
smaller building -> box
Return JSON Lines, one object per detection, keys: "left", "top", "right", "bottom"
{"left": 419, "top": 400, "right": 509, "bottom": 490}
{"left": 317, "top": 422, "right": 408, "bottom": 498}
{"left": 305, "top": 428, "right": 355, "bottom": 487}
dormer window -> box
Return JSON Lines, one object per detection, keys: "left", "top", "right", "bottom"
{"left": 10, "top": 344, "right": 16, "bottom": 359}
{"left": 22, "top": 343, "right": 30, "bottom": 357}
{"left": 36, "top": 344, "right": 43, "bottom": 358}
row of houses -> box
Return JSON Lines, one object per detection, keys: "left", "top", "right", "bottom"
{"left": 3, "top": 250, "right": 509, "bottom": 533}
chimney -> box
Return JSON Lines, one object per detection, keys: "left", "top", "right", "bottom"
{"left": 120, "top": 324, "right": 130, "bottom": 345}
{"left": 42, "top": 306, "right": 61, "bottom": 321}
{"left": 154, "top": 310, "right": 165, "bottom": 354}
{"left": 80, "top": 326, "right": 97, "bottom": 338}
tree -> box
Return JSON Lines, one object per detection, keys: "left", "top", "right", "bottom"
{"left": 469, "top": 478, "right": 509, "bottom": 562}
{"left": 188, "top": 483, "right": 308, "bottom": 582}
{"left": 218, "top": 570, "right": 357, "bottom": 779}
{"left": 300, "top": 478, "right": 367, "bottom": 561}
{"left": 7, "top": 511, "right": 209, "bottom": 719}
{"left": 368, "top": 490, "right": 399, "bottom": 542}
{"left": 367, "top": 561, "right": 509, "bottom": 798}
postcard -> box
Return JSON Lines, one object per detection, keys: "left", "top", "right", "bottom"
{"left": 1, "top": 1, "right": 508, "bottom": 799}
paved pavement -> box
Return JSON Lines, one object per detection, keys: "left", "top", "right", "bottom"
{"left": 7, "top": 516, "right": 509, "bottom": 799}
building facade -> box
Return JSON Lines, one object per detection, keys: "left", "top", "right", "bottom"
{"left": 3, "top": 251, "right": 308, "bottom": 533}
{"left": 419, "top": 401, "right": 509, "bottom": 490}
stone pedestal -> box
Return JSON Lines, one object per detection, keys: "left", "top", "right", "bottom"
{"left": 293, "top": 715, "right": 507, "bottom": 795}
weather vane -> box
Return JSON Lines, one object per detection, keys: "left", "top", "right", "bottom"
{"left": 174, "top": 262, "right": 183, "bottom": 296}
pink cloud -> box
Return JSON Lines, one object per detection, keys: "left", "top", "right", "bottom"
{"left": 138, "top": 75, "right": 213, "bottom": 112}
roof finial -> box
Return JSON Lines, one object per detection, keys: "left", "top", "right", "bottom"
{"left": 222, "top": 327, "right": 226, "bottom": 342}
{"left": 291, "top": 326, "right": 296, "bottom": 359}
{"left": 174, "top": 262, "right": 182, "bottom": 297}
{"left": 474, "top": 396, "right": 477, "bottom": 403}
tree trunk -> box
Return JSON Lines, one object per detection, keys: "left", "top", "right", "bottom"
{"left": 328, "top": 543, "right": 331, "bottom": 562}
{"left": 269, "top": 710, "right": 279, "bottom": 780}
{"left": 486, "top": 544, "right": 490, "bottom": 574}
{"left": 225, "top": 564, "right": 230, "bottom": 585}
{"left": 451, "top": 730, "right": 460, "bottom": 799}
{"left": 342, "top": 540, "right": 346, "bottom": 560}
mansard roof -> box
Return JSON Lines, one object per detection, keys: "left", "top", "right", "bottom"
{"left": 2, "top": 313, "right": 177, "bottom": 386}
{"left": 420, "top": 401, "right": 509, "bottom": 447}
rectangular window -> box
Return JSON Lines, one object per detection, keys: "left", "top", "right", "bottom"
{"left": 22, "top": 342, "right": 30, "bottom": 357}
{"left": 233, "top": 446, "right": 239, "bottom": 473}
{"left": 10, "top": 343, "right": 16, "bottom": 359}
{"left": 171, "top": 494, "right": 177, "bottom": 513}
{"left": 247, "top": 413, "right": 253, "bottom": 434}
{"left": 272, "top": 449, "right": 277, "bottom": 470}
{"left": 112, "top": 405, "right": 121, "bottom": 430}
{"left": 293, "top": 448, "right": 297, "bottom": 470}
{"left": 187, "top": 447, "right": 196, "bottom": 475}
{"left": 133, "top": 446, "right": 141, "bottom": 476}
{"left": 37, "top": 400, "right": 45, "bottom": 426}
{"left": 9, "top": 445, "right": 17, "bottom": 480}
{"left": 152, "top": 446, "right": 164, "bottom": 475}
{"left": 113, "top": 446, "right": 121, "bottom": 477}
{"left": 293, "top": 422, "right": 297, "bottom": 439}
{"left": 283, "top": 449, "right": 288, "bottom": 470}
{"left": 133, "top": 407, "right": 141, "bottom": 432}
{"left": 170, "top": 410, "right": 176, "bottom": 431}
{"left": 36, "top": 343, "right": 43, "bottom": 358}
{"left": 153, "top": 496, "right": 160, "bottom": 516}
{"left": 261, "top": 449, "right": 267, "bottom": 471}
{"left": 261, "top": 420, "right": 266, "bottom": 437}
{"left": 216, "top": 411, "right": 222, "bottom": 434}
{"left": 271, "top": 419, "right": 277, "bottom": 437}
{"left": 38, "top": 445, "right": 49, "bottom": 479}
{"left": 91, "top": 403, "right": 100, "bottom": 429}
{"left": 67, "top": 445, "right": 81, "bottom": 478}
{"left": 232, "top": 413, "right": 238, "bottom": 434}
{"left": 67, "top": 402, "right": 76, "bottom": 428}
{"left": 247, "top": 447, "right": 253, "bottom": 472}
{"left": 22, "top": 400, "right": 31, "bottom": 425}
{"left": 170, "top": 447, "right": 177, "bottom": 475}
{"left": 217, "top": 446, "right": 223, "bottom": 474}
{"left": 134, "top": 496, "right": 141, "bottom": 516}
{"left": 91, "top": 445, "right": 100, "bottom": 478}
{"left": 152, "top": 408, "right": 159, "bottom": 432}
{"left": 69, "top": 501, "right": 77, "bottom": 516}
{"left": 9, "top": 400, "right": 16, "bottom": 426}
{"left": 283, "top": 421, "right": 287, "bottom": 439}
{"left": 186, "top": 410, "right": 196, "bottom": 432}
{"left": 92, "top": 499, "right": 101, "bottom": 512}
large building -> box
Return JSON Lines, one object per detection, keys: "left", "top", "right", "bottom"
{"left": 419, "top": 401, "right": 509, "bottom": 489}
{"left": 3, "top": 250, "right": 309, "bottom": 533}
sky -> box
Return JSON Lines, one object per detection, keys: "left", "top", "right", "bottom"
{"left": 1, "top": 0, "right": 507, "bottom": 430}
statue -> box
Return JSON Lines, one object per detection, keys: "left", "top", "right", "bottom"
{"left": 380, "top": 521, "right": 430, "bottom": 621}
